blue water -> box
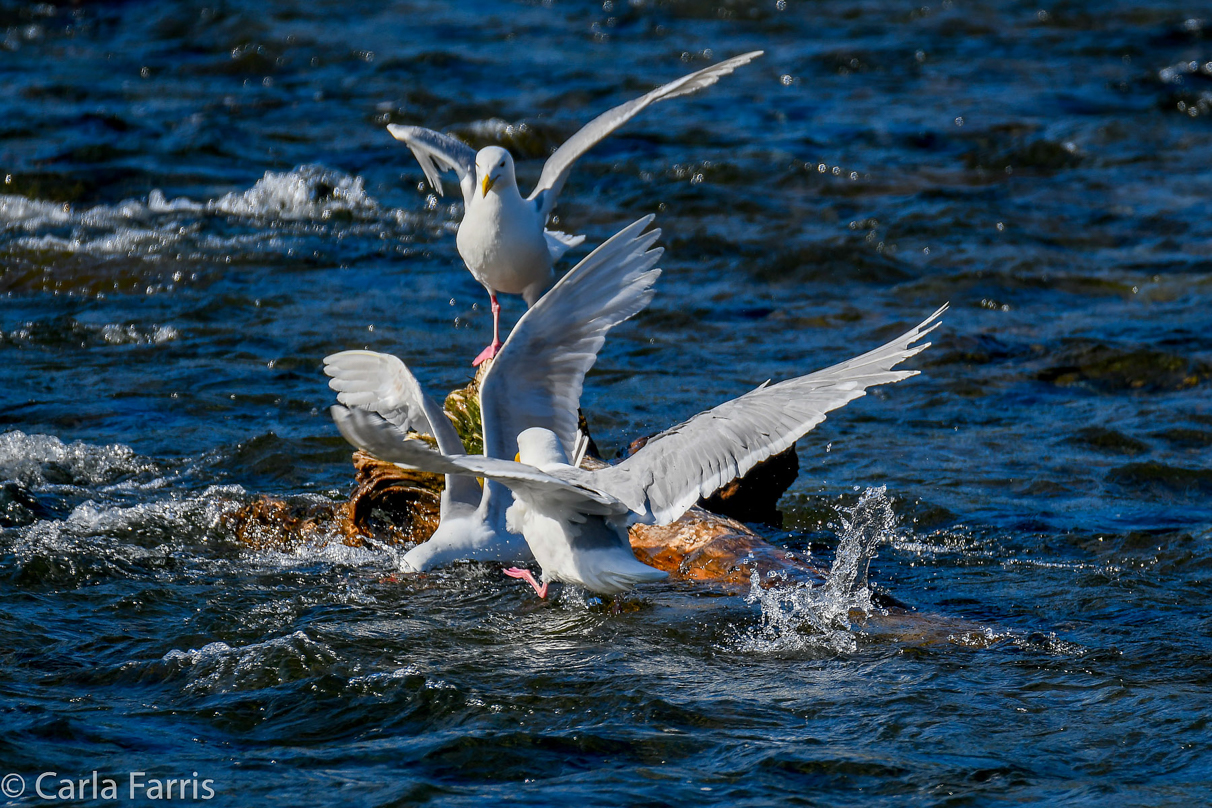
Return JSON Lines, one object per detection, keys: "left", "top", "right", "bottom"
{"left": 3, "top": 0, "right": 1211, "bottom": 804}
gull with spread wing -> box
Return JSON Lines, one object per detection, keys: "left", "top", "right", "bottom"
{"left": 332, "top": 305, "right": 948, "bottom": 597}
{"left": 388, "top": 51, "right": 762, "bottom": 365}
{"left": 325, "top": 216, "right": 663, "bottom": 572}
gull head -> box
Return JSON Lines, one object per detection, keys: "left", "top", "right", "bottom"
{"left": 475, "top": 146, "right": 515, "bottom": 197}
{"left": 516, "top": 427, "right": 569, "bottom": 468}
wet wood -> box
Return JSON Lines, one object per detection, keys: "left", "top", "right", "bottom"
{"left": 629, "top": 508, "right": 823, "bottom": 588}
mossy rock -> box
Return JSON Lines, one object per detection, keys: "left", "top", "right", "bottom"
{"left": 442, "top": 363, "right": 487, "bottom": 455}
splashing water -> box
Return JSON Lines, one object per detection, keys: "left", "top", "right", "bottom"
{"left": 736, "top": 487, "right": 897, "bottom": 654}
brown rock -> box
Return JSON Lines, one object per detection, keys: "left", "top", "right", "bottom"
{"left": 343, "top": 450, "right": 442, "bottom": 546}
{"left": 224, "top": 494, "right": 345, "bottom": 551}
{"left": 629, "top": 507, "right": 824, "bottom": 589}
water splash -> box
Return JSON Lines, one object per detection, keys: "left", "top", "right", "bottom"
{"left": 735, "top": 487, "right": 897, "bottom": 654}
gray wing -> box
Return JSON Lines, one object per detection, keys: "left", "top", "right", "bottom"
{"left": 323, "top": 350, "right": 481, "bottom": 507}
{"left": 386, "top": 124, "right": 477, "bottom": 207}
{"left": 479, "top": 215, "right": 662, "bottom": 461}
{"left": 331, "top": 405, "right": 628, "bottom": 515}
{"left": 595, "top": 305, "right": 948, "bottom": 524}
{"left": 528, "top": 51, "right": 764, "bottom": 218}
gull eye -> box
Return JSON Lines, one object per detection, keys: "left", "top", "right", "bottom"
{"left": 499, "top": 161, "right": 505, "bottom": 167}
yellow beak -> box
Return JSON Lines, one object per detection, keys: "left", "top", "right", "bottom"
{"left": 514, "top": 452, "right": 521, "bottom": 463}
{"left": 481, "top": 175, "right": 495, "bottom": 196}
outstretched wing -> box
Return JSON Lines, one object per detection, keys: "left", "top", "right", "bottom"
{"left": 480, "top": 215, "right": 662, "bottom": 461}
{"left": 595, "top": 305, "right": 948, "bottom": 524}
{"left": 386, "top": 124, "right": 477, "bottom": 207}
{"left": 323, "top": 351, "right": 461, "bottom": 452}
{"left": 323, "top": 350, "right": 482, "bottom": 507}
{"left": 331, "top": 405, "right": 626, "bottom": 515}
{"left": 528, "top": 51, "right": 764, "bottom": 218}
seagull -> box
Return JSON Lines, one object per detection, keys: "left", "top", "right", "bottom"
{"left": 325, "top": 216, "right": 663, "bottom": 572}
{"left": 387, "top": 50, "right": 763, "bottom": 366}
{"left": 331, "top": 305, "right": 948, "bottom": 597}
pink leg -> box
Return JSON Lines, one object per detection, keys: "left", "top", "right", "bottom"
{"left": 472, "top": 293, "right": 504, "bottom": 366}
{"left": 504, "top": 567, "right": 549, "bottom": 599}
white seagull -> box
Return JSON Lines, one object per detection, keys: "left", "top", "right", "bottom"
{"left": 388, "top": 50, "right": 763, "bottom": 366}
{"left": 331, "top": 305, "right": 948, "bottom": 597}
{"left": 325, "top": 216, "right": 663, "bottom": 572}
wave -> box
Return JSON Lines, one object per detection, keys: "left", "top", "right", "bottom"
{"left": 0, "top": 164, "right": 418, "bottom": 260}
{"left": 0, "top": 430, "right": 162, "bottom": 489}
{"left": 155, "top": 630, "right": 340, "bottom": 694}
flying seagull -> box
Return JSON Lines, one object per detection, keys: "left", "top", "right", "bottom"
{"left": 325, "top": 216, "right": 663, "bottom": 572}
{"left": 388, "top": 51, "right": 763, "bottom": 365}
{"left": 331, "top": 305, "right": 947, "bottom": 596}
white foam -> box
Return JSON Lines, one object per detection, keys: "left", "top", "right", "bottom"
{"left": 206, "top": 164, "right": 381, "bottom": 219}
{"left": 0, "top": 195, "right": 72, "bottom": 229}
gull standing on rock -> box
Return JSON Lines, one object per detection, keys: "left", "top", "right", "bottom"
{"left": 387, "top": 51, "right": 763, "bottom": 365}
{"left": 332, "top": 306, "right": 948, "bottom": 597}
{"left": 325, "top": 216, "right": 663, "bottom": 572}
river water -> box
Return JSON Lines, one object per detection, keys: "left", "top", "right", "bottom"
{"left": 2, "top": 0, "right": 1210, "bottom": 804}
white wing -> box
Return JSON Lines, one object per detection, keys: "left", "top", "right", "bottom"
{"left": 386, "top": 125, "right": 477, "bottom": 207}
{"left": 543, "top": 229, "right": 586, "bottom": 263}
{"left": 595, "top": 305, "right": 948, "bottom": 524}
{"left": 479, "top": 215, "right": 662, "bottom": 461}
{"left": 528, "top": 51, "right": 764, "bottom": 218}
{"left": 323, "top": 350, "right": 481, "bottom": 507}
{"left": 331, "top": 405, "right": 626, "bottom": 515}
{"left": 322, "top": 351, "right": 453, "bottom": 447}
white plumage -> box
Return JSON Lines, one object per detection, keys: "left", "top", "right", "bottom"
{"left": 325, "top": 216, "right": 663, "bottom": 572}
{"left": 331, "top": 305, "right": 948, "bottom": 596}
{"left": 387, "top": 51, "right": 763, "bottom": 365}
